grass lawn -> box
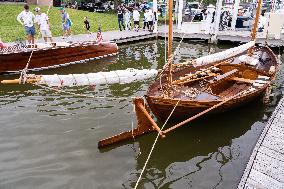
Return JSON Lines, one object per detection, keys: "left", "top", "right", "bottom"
{"left": 0, "top": 5, "right": 118, "bottom": 42}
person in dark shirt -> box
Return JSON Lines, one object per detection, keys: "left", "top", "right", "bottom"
{"left": 117, "top": 5, "right": 125, "bottom": 31}
{"left": 84, "top": 16, "right": 91, "bottom": 35}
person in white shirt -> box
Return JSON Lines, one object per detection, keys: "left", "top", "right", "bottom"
{"left": 133, "top": 8, "right": 140, "bottom": 31}
{"left": 147, "top": 9, "right": 154, "bottom": 31}
{"left": 34, "top": 7, "right": 53, "bottom": 43}
{"left": 124, "top": 9, "right": 132, "bottom": 30}
{"left": 143, "top": 9, "right": 149, "bottom": 30}
{"left": 17, "top": 4, "right": 36, "bottom": 44}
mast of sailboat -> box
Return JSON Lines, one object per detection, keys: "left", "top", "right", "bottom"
{"left": 248, "top": 0, "right": 262, "bottom": 55}
{"left": 168, "top": 0, "right": 173, "bottom": 85}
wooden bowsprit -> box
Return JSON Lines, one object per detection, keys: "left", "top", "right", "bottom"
{"left": 98, "top": 97, "right": 165, "bottom": 148}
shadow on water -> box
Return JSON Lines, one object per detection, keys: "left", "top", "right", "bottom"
{"left": 119, "top": 99, "right": 267, "bottom": 189}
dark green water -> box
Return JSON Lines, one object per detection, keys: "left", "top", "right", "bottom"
{"left": 0, "top": 40, "right": 283, "bottom": 189}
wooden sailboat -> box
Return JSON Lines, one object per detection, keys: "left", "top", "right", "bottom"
{"left": 0, "top": 41, "right": 118, "bottom": 74}
{"left": 98, "top": 0, "right": 279, "bottom": 148}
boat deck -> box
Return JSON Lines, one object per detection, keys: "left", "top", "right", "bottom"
{"left": 238, "top": 97, "right": 284, "bottom": 189}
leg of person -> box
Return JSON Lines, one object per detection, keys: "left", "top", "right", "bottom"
{"left": 62, "top": 24, "right": 67, "bottom": 38}
{"left": 25, "top": 26, "right": 31, "bottom": 44}
{"left": 122, "top": 19, "right": 125, "bottom": 30}
{"left": 118, "top": 18, "right": 122, "bottom": 31}
{"left": 30, "top": 26, "right": 36, "bottom": 44}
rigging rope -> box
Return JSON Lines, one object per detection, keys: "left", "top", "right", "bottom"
{"left": 134, "top": 2, "right": 186, "bottom": 187}
{"left": 159, "top": 33, "right": 186, "bottom": 95}
{"left": 134, "top": 99, "right": 180, "bottom": 189}
{"left": 19, "top": 1, "right": 53, "bottom": 84}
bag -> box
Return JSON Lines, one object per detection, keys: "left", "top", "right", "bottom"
{"left": 67, "top": 18, "right": 73, "bottom": 27}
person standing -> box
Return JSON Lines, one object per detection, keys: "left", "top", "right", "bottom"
{"left": 84, "top": 16, "right": 92, "bottom": 36}
{"left": 117, "top": 5, "right": 125, "bottom": 31}
{"left": 125, "top": 9, "right": 131, "bottom": 30}
{"left": 143, "top": 9, "right": 149, "bottom": 30}
{"left": 205, "top": 4, "right": 215, "bottom": 34}
{"left": 219, "top": 6, "right": 230, "bottom": 31}
{"left": 147, "top": 8, "right": 154, "bottom": 31}
{"left": 17, "top": 4, "right": 36, "bottom": 44}
{"left": 34, "top": 7, "right": 53, "bottom": 43}
{"left": 133, "top": 8, "right": 140, "bottom": 31}
{"left": 60, "top": 7, "right": 72, "bottom": 38}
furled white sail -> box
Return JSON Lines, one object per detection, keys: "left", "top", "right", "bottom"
{"left": 38, "top": 68, "right": 158, "bottom": 87}
{"left": 194, "top": 41, "right": 255, "bottom": 67}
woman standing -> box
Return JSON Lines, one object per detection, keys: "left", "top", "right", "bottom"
{"left": 60, "top": 7, "right": 72, "bottom": 38}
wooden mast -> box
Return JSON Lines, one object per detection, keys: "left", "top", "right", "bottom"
{"left": 248, "top": 0, "right": 262, "bottom": 55}
{"left": 168, "top": 0, "right": 173, "bottom": 85}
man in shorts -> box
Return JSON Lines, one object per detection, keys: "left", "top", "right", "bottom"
{"left": 147, "top": 9, "right": 154, "bottom": 32}
{"left": 133, "top": 8, "right": 140, "bottom": 32}
{"left": 17, "top": 4, "right": 36, "bottom": 44}
{"left": 34, "top": 7, "right": 53, "bottom": 43}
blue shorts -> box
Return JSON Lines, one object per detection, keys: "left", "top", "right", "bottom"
{"left": 62, "top": 23, "right": 70, "bottom": 31}
{"left": 25, "top": 26, "right": 35, "bottom": 36}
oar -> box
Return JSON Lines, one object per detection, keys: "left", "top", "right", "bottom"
{"left": 162, "top": 91, "right": 244, "bottom": 134}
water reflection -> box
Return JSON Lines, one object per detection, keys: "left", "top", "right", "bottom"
{"left": 0, "top": 40, "right": 283, "bottom": 189}
{"left": 121, "top": 98, "right": 267, "bottom": 189}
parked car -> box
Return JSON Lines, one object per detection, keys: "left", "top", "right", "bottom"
{"left": 78, "top": 2, "right": 88, "bottom": 10}
{"left": 94, "top": 3, "right": 106, "bottom": 12}
{"left": 87, "top": 3, "right": 95, "bottom": 12}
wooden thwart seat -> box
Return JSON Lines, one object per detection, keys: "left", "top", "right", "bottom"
{"left": 231, "top": 77, "right": 254, "bottom": 83}
{"left": 209, "top": 69, "right": 238, "bottom": 85}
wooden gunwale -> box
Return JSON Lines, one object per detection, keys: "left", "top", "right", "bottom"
{"left": 0, "top": 42, "right": 118, "bottom": 73}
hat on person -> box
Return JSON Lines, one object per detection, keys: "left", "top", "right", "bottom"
{"left": 34, "top": 7, "right": 40, "bottom": 12}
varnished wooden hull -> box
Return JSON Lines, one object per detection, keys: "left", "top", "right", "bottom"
{"left": 0, "top": 42, "right": 118, "bottom": 73}
{"left": 146, "top": 86, "right": 266, "bottom": 122}
{"left": 146, "top": 46, "right": 278, "bottom": 123}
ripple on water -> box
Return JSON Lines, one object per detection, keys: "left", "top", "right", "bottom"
{"left": 0, "top": 40, "right": 283, "bottom": 189}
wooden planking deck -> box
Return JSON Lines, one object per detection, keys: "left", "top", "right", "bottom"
{"left": 238, "top": 98, "right": 284, "bottom": 189}
{"left": 158, "top": 27, "right": 284, "bottom": 47}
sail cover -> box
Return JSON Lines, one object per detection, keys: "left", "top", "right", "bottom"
{"left": 38, "top": 68, "right": 158, "bottom": 87}
{"left": 194, "top": 41, "right": 255, "bottom": 67}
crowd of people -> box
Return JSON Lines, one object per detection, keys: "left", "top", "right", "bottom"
{"left": 16, "top": 4, "right": 75, "bottom": 44}
{"left": 116, "top": 4, "right": 156, "bottom": 32}
{"left": 15, "top": 4, "right": 100, "bottom": 45}
{"left": 14, "top": 3, "right": 156, "bottom": 45}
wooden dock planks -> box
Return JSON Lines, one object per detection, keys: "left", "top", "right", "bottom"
{"left": 158, "top": 29, "right": 284, "bottom": 47}
{"left": 238, "top": 98, "right": 284, "bottom": 189}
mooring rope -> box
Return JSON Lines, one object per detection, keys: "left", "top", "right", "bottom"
{"left": 134, "top": 99, "right": 180, "bottom": 189}
{"left": 19, "top": 1, "right": 53, "bottom": 84}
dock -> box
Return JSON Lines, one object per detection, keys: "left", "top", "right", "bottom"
{"left": 6, "top": 30, "right": 156, "bottom": 47}
{"left": 238, "top": 97, "right": 284, "bottom": 189}
{"left": 158, "top": 26, "right": 284, "bottom": 47}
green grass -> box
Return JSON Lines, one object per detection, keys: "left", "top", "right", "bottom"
{"left": 0, "top": 5, "right": 118, "bottom": 42}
